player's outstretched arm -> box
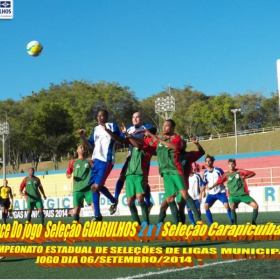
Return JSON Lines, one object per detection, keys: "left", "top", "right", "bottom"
{"left": 191, "top": 137, "right": 205, "bottom": 155}
{"left": 66, "top": 160, "right": 74, "bottom": 179}
{"left": 156, "top": 135, "right": 178, "bottom": 150}
{"left": 120, "top": 123, "right": 144, "bottom": 147}
{"left": 100, "top": 122, "right": 125, "bottom": 143}
{"left": 208, "top": 173, "right": 227, "bottom": 190}
{"left": 77, "top": 129, "right": 93, "bottom": 150}
{"left": 239, "top": 169, "right": 256, "bottom": 180}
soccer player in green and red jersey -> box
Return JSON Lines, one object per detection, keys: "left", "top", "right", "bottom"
{"left": 121, "top": 127, "right": 157, "bottom": 225}
{"left": 157, "top": 137, "right": 205, "bottom": 224}
{"left": 210, "top": 158, "right": 258, "bottom": 225}
{"left": 131, "top": 119, "right": 202, "bottom": 225}
{"left": 66, "top": 144, "right": 94, "bottom": 222}
{"left": 176, "top": 138, "right": 205, "bottom": 224}
{"left": 19, "top": 167, "right": 47, "bottom": 225}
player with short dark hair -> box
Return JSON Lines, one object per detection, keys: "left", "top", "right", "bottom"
{"left": 78, "top": 109, "right": 120, "bottom": 221}
{"left": 211, "top": 158, "right": 258, "bottom": 225}
{"left": 203, "top": 154, "right": 233, "bottom": 225}
{"left": 19, "top": 168, "right": 47, "bottom": 225}
{"left": 131, "top": 119, "right": 202, "bottom": 225}
{"left": 0, "top": 179, "right": 13, "bottom": 224}
{"left": 66, "top": 144, "right": 93, "bottom": 222}
{"left": 159, "top": 137, "right": 205, "bottom": 224}
{"left": 186, "top": 166, "right": 205, "bottom": 225}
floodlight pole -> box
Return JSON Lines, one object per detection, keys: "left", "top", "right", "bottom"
{"left": 155, "top": 86, "right": 176, "bottom": 121}
{"left": 0, "top": 122, "right": 10, "bottom": 181}
{"left": 231, "top": 109, "right": 241, "bottom": 154}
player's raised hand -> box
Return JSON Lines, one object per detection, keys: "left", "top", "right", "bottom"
{"left": 77, "top": 129, "right": 85, "bottom": 137}
{"left": 121, "top": 123, "right": 127, "bottom": 134}
{"left": 190, "top": 136, "right": 199, "bottom": 144}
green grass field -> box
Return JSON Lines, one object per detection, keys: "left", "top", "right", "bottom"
{"left": 1, "top": 212, "right": 280, "bottom": 279}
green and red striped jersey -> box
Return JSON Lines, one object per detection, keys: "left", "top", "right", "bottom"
{"left": 66, "top": 158, "right": 93, "bottom": 192}
{"left": 20, "top": 176, "right": 42, "bottom": 202}
{"left": 126, "top": 143, "right": 155, "bottom": 178}
{"left": 217, "top": 169, "right": 254, "bottom": 196}
{"left": 143, "top": 134, "right": 182, "bottom": 176}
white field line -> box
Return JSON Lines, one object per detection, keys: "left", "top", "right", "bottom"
{"left": 117, "top": 259, "right": 245, "bottom": 279}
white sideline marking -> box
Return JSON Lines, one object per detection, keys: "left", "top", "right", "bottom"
{"left": 117, "top": 259, "right": 245, "bottom": 279}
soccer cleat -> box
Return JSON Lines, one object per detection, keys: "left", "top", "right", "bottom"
{"left": 140, "top": 239, "right": 150, "bottom": 243}
{"left": 196, "top": 220, "right": 204, "bottom": 226}
{"left": 109, "top": 201, "right": 118, "bottom": 215}
{"left": 147, "top": 202, "right": 154, "bottom": 215}
{"left": 91, "top": 215, "right": 103, "bottom": 222}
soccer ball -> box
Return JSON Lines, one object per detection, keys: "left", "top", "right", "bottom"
{"left": 26, "top": 41, "right": 43, "bottom": 57}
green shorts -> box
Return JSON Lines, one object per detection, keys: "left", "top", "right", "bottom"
{"left": 163, "top": 174, "right": 184, "bottom": 198}
{"left": 126, "top": 175, "right": 145, "bottom": 198}
{"left": 28, "top": 200, "right": 43, "bottom": 210}
{"left": 73, "top": 187, "right": 92, "bottom": 207}
{"left": 229, "top": 194, "right": 255, "bottom": 204}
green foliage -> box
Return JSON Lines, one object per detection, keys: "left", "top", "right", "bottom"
{"left": 261, "top": 92, "right": 280, "bottom": 127}
{"left": 0, "top": 80, "right": 279, "bottom": 174}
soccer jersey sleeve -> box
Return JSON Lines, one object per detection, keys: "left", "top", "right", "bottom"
{"left": 88, "top": 129, "right": 95, "bottom": 147}
{"left": 108, "top": 122, "right": 121, "bottom": 136}
{"left": 186, "top": 151, "right": 202, "bottom": 163}
{"left": 143, "top": 123, "right": 153, "bottom": 129}
{"left": 143, "top": 137, "right": 156, "bottom": 147}
{"left": 19, "top": 177, "right": 28, "bottom": 191}
{"left": 215, "top": 167, "right": 224, "bottom": 176}
{"left": 143, "top": 141, "right": 157, "bottom": 155}
{"left": 35, "top": 177, "right": 42, "bottom": 188}
{"left": 203, "top": 171, "right": 208, "bottom": 184}
{"left": 238, "top": 169, "right": 255, "bottom": 194}
{"left": 66, "top": 160, "right": 75, "bottom": 175}
{"left": 238, "top": 169, "right": 255, "bottom": 177}
{"left": 121, "top": 124, "right": 133, "bottom": 138}
{"left": 216, "top": 173, "right": 228, "bottom": 185}
{"left": 170, "top": 134, "right": 182, "bottom": 150}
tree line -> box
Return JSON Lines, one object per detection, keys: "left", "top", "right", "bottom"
{"left": 0, "top": 80, "right": 279, "bottom": 173}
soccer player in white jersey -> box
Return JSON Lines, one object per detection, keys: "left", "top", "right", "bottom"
{"left": 78, "top": 109, "right": 120, "bottom": 221}
{"left": 109, "top": 112, "right": 153, "bottom": 215}
{"left": 186, "top": 166, "right": 205, "bottom": 225}
{"left": 203, "top": 154, "right": 233, "bottom": 225}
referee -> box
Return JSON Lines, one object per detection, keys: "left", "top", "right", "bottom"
{"left": 0, "top": 179, "right": 13, "bottom": 224}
